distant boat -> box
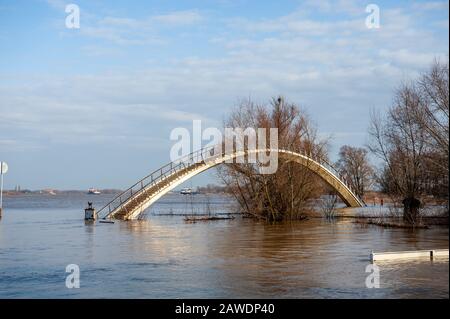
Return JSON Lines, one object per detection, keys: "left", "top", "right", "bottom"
{"left": 42, "top": 189, "right": 56, "bottom": 195}
{"left": 88, "top": 188, "right": 101, "bottom": 195}
{"left": 180, "top": 188, "right": 197, "bottom": 195}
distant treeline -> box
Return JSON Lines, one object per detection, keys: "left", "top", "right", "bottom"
{"left": 195, "top": 184, "right": 228, "bottom": 194}
{"left": 4, "top": 189, "right": 122, "bottom": 195}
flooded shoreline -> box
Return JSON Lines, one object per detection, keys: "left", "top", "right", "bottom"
{"left": 0, "top": 193, "right": 448, "bottom": 298}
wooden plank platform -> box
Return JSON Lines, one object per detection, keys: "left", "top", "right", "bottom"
{"left": 370, "top": 249, "right": 449, "bottom": 262}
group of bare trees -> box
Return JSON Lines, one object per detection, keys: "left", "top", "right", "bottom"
{"left": 368, "top": 60, "right": 449, "bottom": 223}
{"left": 331, "top": 60, "right": 448, "bottom": 223}
{"left": 218, "top": 97, "right": 328, "bottom": 221}
{"left": 217, "top": 61, "right": 447, "bottom": 224}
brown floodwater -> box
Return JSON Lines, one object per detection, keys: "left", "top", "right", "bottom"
{"left": 0, "top": 193, "right": 448, "bottom": 298}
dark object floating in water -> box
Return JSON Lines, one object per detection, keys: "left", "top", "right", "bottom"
{"left": 184, "top": 215, "right": 235, "bottom": 222}
{"left": 99, "top": 219, "right": 115, "bottom": 224}
{"left": 354, "top": 219, "right": 429, "bottom": 229}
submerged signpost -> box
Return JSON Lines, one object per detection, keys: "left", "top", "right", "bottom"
{"left": 0, "top": 161, "right": 8, "bottom": 217}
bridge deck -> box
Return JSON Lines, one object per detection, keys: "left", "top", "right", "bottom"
{"left": 97, "top": 147, "right": 364, "bottom": 220}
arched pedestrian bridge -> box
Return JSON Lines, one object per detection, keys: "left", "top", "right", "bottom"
{"left": 97, "top": 146, "right": 364, "bottom": 220}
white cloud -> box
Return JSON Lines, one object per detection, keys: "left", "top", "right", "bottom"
{"left": 63, "top": 10, "right": 205, "bottom": 45}
{"left": 301, "top": 0, "right": 364, "bottom": 16}
{"left": 412, "top": 1, "right": 449, "bottom": 11}
{"left": 46, "top": 0, "right": 67, "bottom": 10}
{"left": 2, "top": 0, "right": 448, "bottom": 155}
{"left": 0, "top": 139, "right": 44, "bottom": 152}
{"left": 152, "top": 10, "right": 203, "bottom": 26}
{"left": 378, "top": 49, "right": 443, "bottom": 68}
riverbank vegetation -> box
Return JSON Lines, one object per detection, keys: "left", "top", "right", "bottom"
{"left": 368, "top": 60, "right": 449, "bottom": 225}
{"left": 218, "top": 97, "right": 329, "bottom": 221}
{"left": 216, "top": 60, "right": 448, "bottom": 225}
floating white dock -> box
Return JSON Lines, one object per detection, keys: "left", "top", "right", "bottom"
{"left": 370, "top": 249, "right": 449, "bottom": 262}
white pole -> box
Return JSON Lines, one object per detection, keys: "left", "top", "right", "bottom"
{"left": 0, "top": 161, "right": 7, "bottom": 216}
{"left": 0, "top": 171, "right": 3, "bottom": 210}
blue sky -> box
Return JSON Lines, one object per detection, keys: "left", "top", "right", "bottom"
{"left": 0, "top": 0, "right": 448, "bottom": 190}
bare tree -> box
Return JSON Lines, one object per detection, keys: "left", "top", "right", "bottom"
{"left": 415, "top": 60, "right": 449, "bottom": 159}
{"left": 413, "top": 60, "right": 449, "bottom": 197}
{"left": 320, "top": 192, "right": 339, "bottom": 219}
{"left": 369, "top": 80, "right": 432, "bottom": 223}
{"left": 335, "top": 145, "right": 373, "bottom": 198}
{"left": 369, "top": 84, "right": 426, "bottom": 223}
{"left": 217, "top": 96, "right": 329, "bottom": 221}
{"left": 369, "top": 60, "right": 449, "bottom": 223}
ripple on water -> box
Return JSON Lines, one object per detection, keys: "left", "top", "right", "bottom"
{"left": 0, "top": 194, "right": 448, "bottom": 298}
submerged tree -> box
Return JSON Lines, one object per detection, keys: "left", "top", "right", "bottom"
{"left": 368, "top": 60, "right": 449, "bottom": 223}
{"left": 217, "top": 97, "right": 328, "bottom": 221}
{"left": 369, "top": 87, "right": 426, "bottom": 223}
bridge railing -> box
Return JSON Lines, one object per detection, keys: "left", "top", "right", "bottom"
{"left": 97, "top": 145, "right": 223, "bottom": 219}
{"left": 287, "top": 149, "right": 364, "bottom": 205}
{"left": 97, "top": 145, "right": 364, "bottom": 219}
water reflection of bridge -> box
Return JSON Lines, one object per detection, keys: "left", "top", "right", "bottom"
{"left": 97, "top": 146, "right": 364, "bottom": 220}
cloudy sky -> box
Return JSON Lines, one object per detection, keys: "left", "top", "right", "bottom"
{"left": 0, "top": 0, "right": 448, "bottom": 190}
